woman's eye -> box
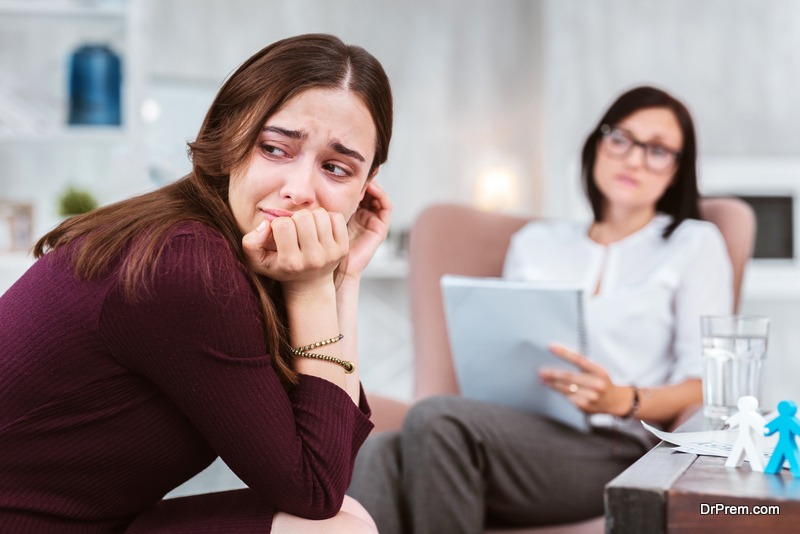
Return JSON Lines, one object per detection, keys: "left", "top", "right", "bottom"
{"left": 323, "top": 163, "right": 350, "bottom": 177}
{"left": 649, "top": 145, "right": 669, "bottom": 157}
{"left": 262, "top": 144, "right": 287, "bottom": 157}
{"left": 610, "top": 131, "right": 629, "bottom": 146}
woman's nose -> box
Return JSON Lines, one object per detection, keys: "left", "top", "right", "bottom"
{"left": 624, "top": 143, "right": 647, "bottom": 169}
{"left": 280, "top": 162, "right": 316, "bottom": 206}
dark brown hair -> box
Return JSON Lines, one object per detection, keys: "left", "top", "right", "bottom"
{"left": 34, "top": 34, "right": 393, "bottom": 387}
{"left": 581, "top": 85, "right": 699, "bottom": 238}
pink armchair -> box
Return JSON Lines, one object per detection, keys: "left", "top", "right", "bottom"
{"left": 366, "top": 198, "right": 755, "bottom": 533}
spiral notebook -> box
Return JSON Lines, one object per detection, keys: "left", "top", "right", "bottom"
{"left": 440, "top": 274, "right": 589, "bottom": 432}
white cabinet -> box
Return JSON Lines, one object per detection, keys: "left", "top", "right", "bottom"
{"left": 0, "top": 0, "right": 150, "bottom": 249}
{"left": 0, "top": 0, "right": 147, "bottom": 138}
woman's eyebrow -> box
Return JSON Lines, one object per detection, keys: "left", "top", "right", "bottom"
{"left": 262, "top": 125, "right": 307, "bottom": 139}
{"left": 646, "top": 135, "right": 681, "bottom": 150}
{"left": 261, "top": 127, "right": 364, "bottom": 162}
{"left": 619, "top": 126, "right": 678, "bottom": 147}
{"left": 329, "top": 141, "right": 365, "bottom": 162}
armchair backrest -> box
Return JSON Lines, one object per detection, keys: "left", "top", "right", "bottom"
{"left": 407, "top": 198, "right": 756, "bottom": 401}
{"left": 697, "top": 197, "right": 756, "bottom": 313}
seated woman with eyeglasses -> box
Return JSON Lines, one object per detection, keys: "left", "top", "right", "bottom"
{"left": 348, "top": 86, "right": 733, "bottom": 532}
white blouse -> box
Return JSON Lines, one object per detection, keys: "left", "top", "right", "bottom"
{"left": 503, "top": 214, "right": 733, "bottom": 437}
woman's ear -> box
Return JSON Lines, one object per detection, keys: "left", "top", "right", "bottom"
{"left": 358, "top": 168, "right": 379, "bottom": 203}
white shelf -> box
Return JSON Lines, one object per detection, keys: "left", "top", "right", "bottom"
{"left": 0, "top": 0, "right": 127, "bottom": 18}
{"left": 742, "top": 261, "right": 800, "bottom": 301}
{"left": 0, "top": 0, "right": 148, "bottom": 243}
{"left": 0, "top": 127, "right": 130, "bottom": 144}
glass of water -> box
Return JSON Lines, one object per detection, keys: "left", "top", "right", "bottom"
{"left": 701, "top": 315, "right": 770, "bottom": 429}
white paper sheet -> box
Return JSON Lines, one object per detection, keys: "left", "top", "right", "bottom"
{"left": 641, "top": 420, "right": 791, "bottom": 466}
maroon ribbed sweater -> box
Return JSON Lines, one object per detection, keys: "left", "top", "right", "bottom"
{"left": 0, "top": 222, "right": 373, "bottom": 533}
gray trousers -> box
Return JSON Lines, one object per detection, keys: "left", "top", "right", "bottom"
{"left": 348, "top": 395, "right": 647, "bottom": 534}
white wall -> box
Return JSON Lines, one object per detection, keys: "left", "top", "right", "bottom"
{"left": 145, "top": 0, "right": 546, "bottom": 230}
{"left": 542, "top": 0, "right": 800, "bottom": 219}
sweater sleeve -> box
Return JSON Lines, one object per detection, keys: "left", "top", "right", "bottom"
{"left": 98, "top": 224, "right": 373, "bottom": 519}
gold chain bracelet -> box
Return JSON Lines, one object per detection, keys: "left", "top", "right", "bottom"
{"left": 294, "top": 334, "right": 344, "bottom": 353}
{"left": 291, "top": 349, "right": 355, "bottom": 374}
{"left": 291, "top": 334, "right": 354, "bottom": 374}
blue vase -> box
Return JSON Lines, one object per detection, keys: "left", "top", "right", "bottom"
{"left": 68, "top": 44, "right": 122, "bottom": 126}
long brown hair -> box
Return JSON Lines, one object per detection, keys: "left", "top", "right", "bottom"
{"left": 34, "top": 34, "right": 394, "bottom": 387}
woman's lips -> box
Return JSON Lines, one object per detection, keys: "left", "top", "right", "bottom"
{"left": 616, "top": 175, "right": 638, "bottom": 188}
{"left": 260, "top": 208, "right": 294, "bottom": 222}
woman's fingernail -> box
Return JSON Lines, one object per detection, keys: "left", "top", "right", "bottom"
{"left": 256, "top": 220, "right": 267, "bottom": 232}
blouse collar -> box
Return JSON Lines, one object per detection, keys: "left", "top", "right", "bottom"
{"left": 584, "top": 213, "right": 673, "bottom": 248}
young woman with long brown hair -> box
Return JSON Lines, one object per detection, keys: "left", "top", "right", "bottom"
{"left": 0, "top": 34, "right": 391, "bottom": 533}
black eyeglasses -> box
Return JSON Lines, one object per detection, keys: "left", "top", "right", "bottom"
{"left": 599, "top": 124, "right": 682, "bottom": 174}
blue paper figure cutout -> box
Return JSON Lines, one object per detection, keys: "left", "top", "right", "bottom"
{"left": 764, "top": 400, "right": 800, "bottom": 477}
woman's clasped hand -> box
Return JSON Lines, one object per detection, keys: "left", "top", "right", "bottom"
{"left": 241, "top": 180, "right": 392, "bottom": 288}
{"left": 242, "top": 208, "right": 350, "bottom": 286}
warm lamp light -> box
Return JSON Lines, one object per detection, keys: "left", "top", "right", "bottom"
{"left": 473, "top": 166, "right": 521, "bottom": 211}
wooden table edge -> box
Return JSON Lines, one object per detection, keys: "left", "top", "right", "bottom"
{"left": 605, "top": 440, "right": 698, "bottom": 533}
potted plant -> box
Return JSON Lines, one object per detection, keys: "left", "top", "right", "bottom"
{"left": 58, "top": 185, "right": 98, "bottom": 217}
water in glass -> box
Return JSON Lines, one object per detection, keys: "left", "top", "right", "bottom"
{"left": 702, "top": 335, "right": 767, "bottom": 424}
